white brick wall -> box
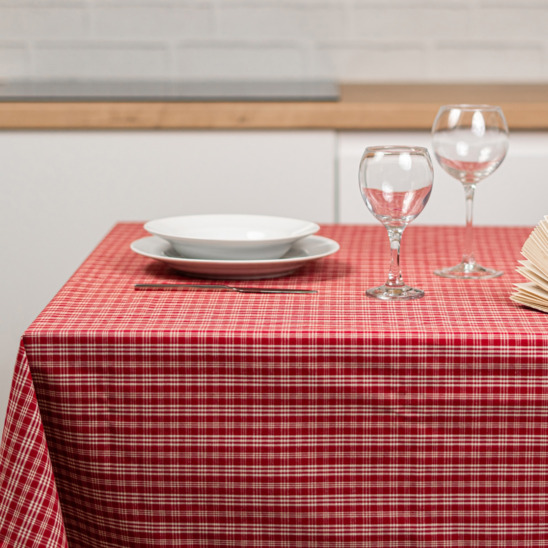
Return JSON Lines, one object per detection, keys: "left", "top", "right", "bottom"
{"left": 0, "top": 0, "right": 547, "bottom": 82}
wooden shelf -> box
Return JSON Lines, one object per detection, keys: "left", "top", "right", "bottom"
{"left": 1, "top": 84, "right": 548, "bottom": 130}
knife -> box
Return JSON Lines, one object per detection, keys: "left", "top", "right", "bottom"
{"left": 134, "top": 283, "right": 317, "bottom": 294}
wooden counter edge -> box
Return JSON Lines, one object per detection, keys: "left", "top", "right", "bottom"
{"left": 1, "top": 97, "right": 548, "bottom": 130}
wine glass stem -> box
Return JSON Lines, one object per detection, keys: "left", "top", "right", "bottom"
{"left": 386, "top": 227, "right": 405, "bottom": 288}
{"left": 463, "top": 184, "right": 476, "bottom": 266}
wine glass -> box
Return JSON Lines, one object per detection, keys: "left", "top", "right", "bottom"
{"left": 358, "top": 145, "right": 434, "bottom": 300}
{"left": 432, "top": 104, "right": 509, "bottom": 279}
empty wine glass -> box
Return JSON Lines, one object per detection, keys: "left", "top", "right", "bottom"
{"left": 359, "top": 145, "right": 434, "bottom": 300}
{"left": 432, "top": 104, "right": 509, "bottom": 278}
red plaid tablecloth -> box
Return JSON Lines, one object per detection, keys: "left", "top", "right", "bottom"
{"left": 2, "top": 223, "right": 548, "bottom": 548}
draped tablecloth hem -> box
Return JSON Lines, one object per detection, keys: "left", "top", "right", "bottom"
{"left": 0, "top": 338, "right": 68, "bottom": 548}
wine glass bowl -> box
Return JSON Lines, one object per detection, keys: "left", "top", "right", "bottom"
{"left": 359, "top": 145, "right": 434, "bottom": 301}
{"left": 432, "top": 104, "right": 509, "bottom": 278}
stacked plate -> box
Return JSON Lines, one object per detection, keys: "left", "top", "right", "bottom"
{"left": 131, "top": 214, "right": 339, "bottom": 279}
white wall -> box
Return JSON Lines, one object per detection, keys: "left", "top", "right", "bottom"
{"left": 1, "top": 1, "right": 548, "bottom": 83}
{"left": 337, "top": 131, "right": 548, "bottom": 226}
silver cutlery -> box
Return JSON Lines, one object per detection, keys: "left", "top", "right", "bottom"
{"left": 134, "top": 283, "right": 317, "bottom": 294}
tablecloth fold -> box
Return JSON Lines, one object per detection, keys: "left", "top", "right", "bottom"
{"left": 0, "top": 340, "right": 68, "bottom": 548}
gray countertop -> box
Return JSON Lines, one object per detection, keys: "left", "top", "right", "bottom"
{"left": 0, "top": 79, "right": 340, "bottom": 102}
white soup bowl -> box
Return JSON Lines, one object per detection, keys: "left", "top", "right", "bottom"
{"left": 144, "top": 214, "right": 320, "bottom": 260}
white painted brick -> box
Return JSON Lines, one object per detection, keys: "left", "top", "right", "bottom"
{"left": 350, "top": 7, "right": 471, "bottom": 40}
{"left": 314, "top": 42, "right": 426, "bottom": 82}
{"left": 33, "top": 42, "right": 170, "bottom": 79}
{"left": 91, "top": 0, "right": 209, "bottom": 5}
{"left": 0, "top": 9, "right": 26, "bottom": 39}
{"left": 26, "top": 7, "right": 90, "bottom": 38}
{"left": 176, "top": 43, "right": 305, "bottom": 80}
{"left": 92, "top": 6, "right": 214, "bottom": 39}
{"left": 218, "top": 6, "right": 347, "bottom": 41}
{"left": 0, "top": 7, "right": 89, "bottom": 40}
{"left": 430, "top": 43, "right": 543, "bottom": 82}
{"left": 351, "top": 0, "right": 464, "bottom": 6}
{"left": 0, "top": 43, "right": 30, "bottom": 78}
{"left": 471, "top": 8, "right": 548, "bottom": 40}
{"left": 219, "top": 0, "right": 342, "bottom": 5}
{"left": 1, "top": 1, "right": 548, "bottom": 83}
{"left": 479, "top": 0, "right": 548, "bottom": 6}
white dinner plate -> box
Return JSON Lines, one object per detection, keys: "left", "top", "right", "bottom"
{"left": 131, "top": 235, "right": 339, "bottom": 279}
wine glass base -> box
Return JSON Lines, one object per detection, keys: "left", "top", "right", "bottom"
{"left": 434, "top": 262, "right": 503, "bottom": 280}
{"left": 366, "top": 285, "right": 425, "bottom": 301}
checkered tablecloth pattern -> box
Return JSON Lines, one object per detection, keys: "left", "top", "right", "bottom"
{"left": 2, "top": 223, "right": 548, "bottom": 547}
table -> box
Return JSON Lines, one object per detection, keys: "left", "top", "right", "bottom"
{"left": 2, "top": 223, "right": 548, "bottom": 548}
